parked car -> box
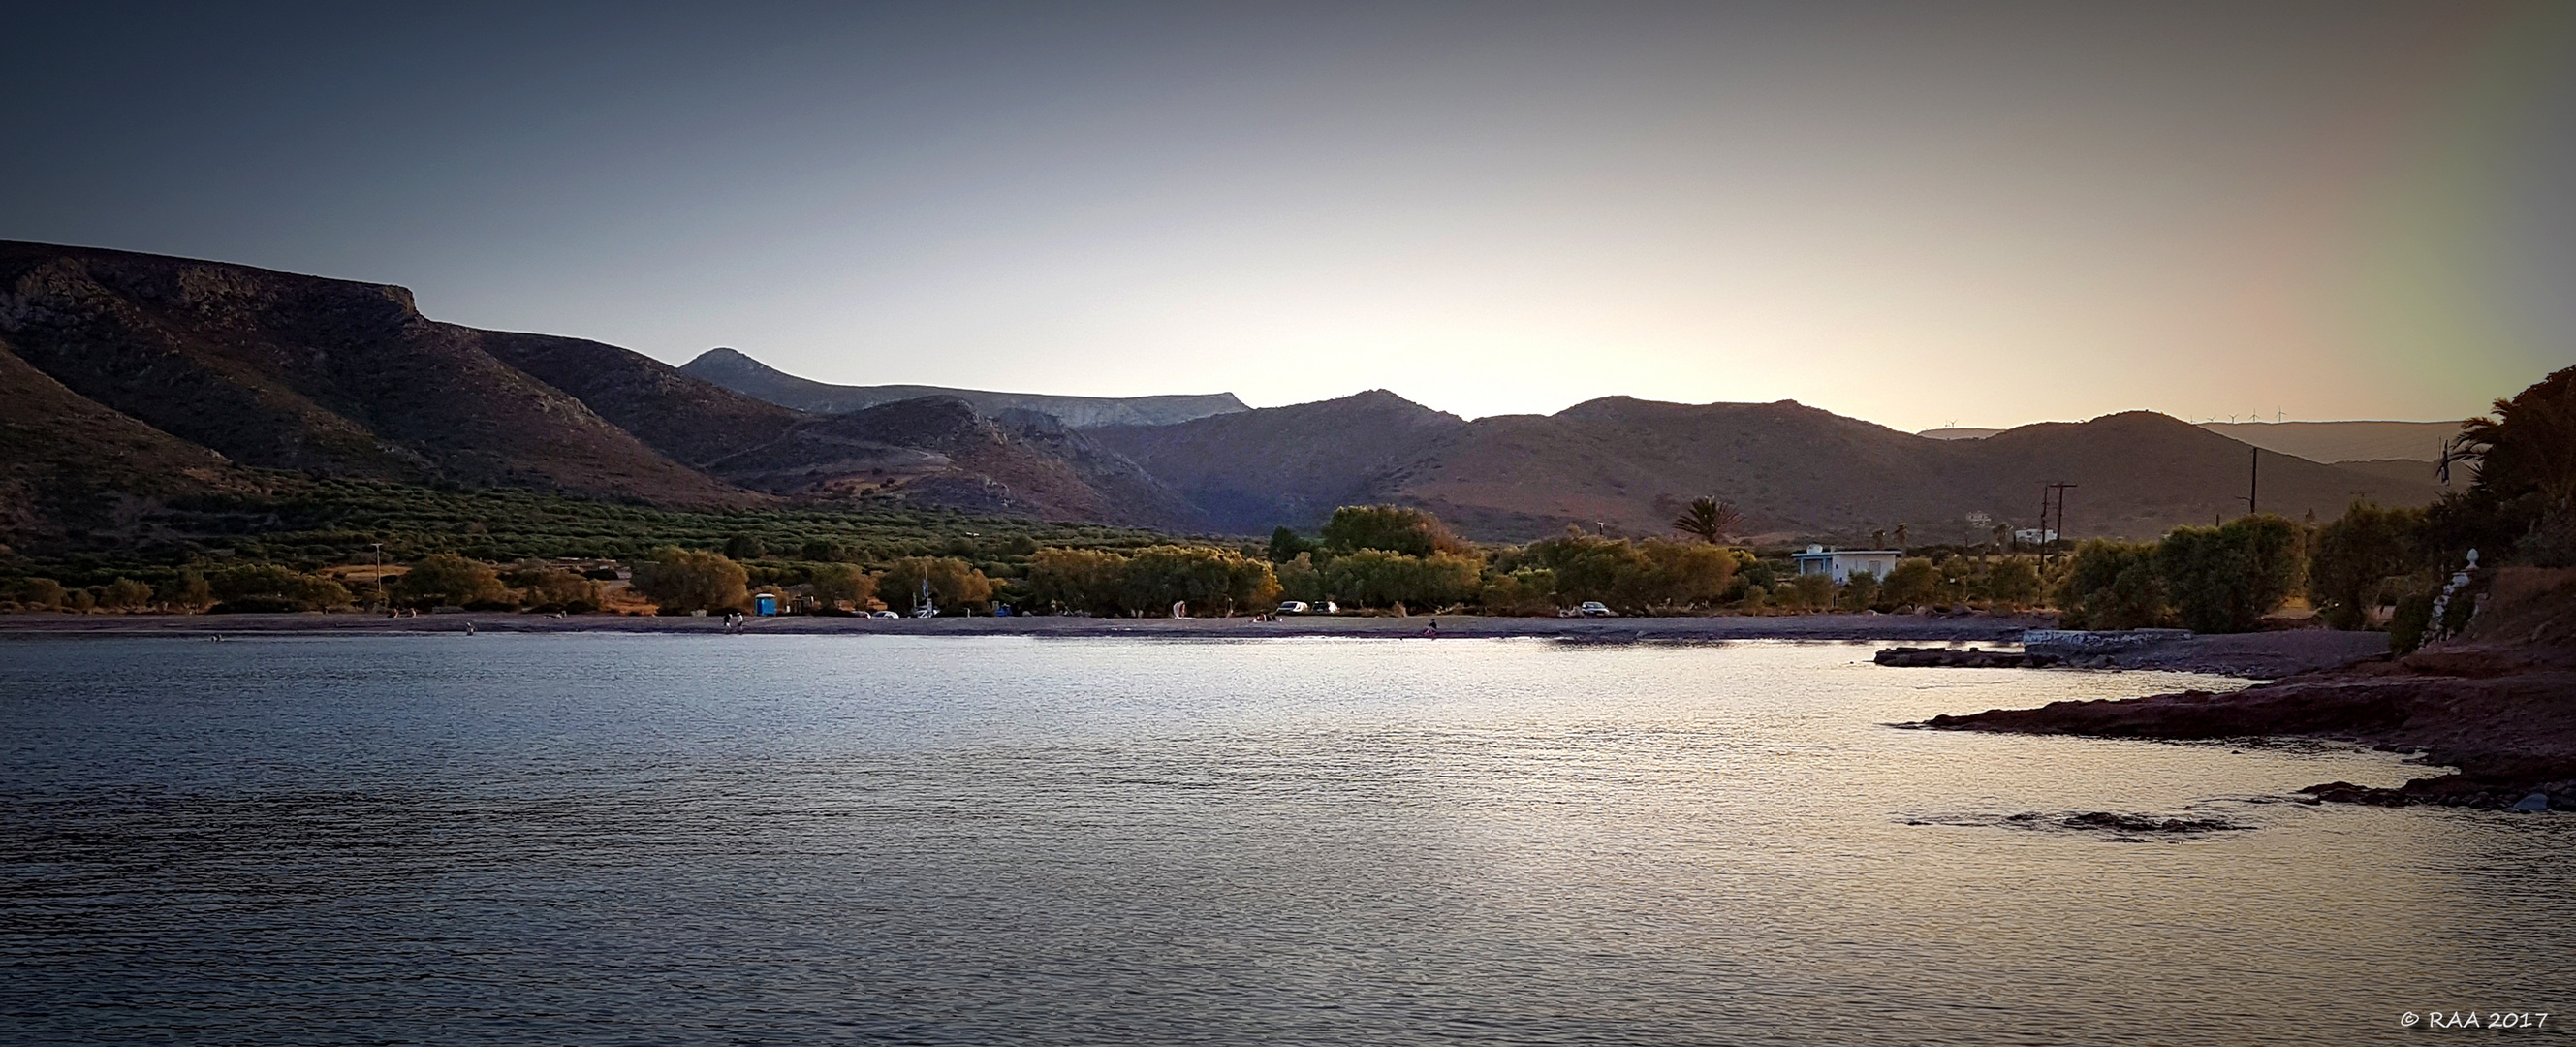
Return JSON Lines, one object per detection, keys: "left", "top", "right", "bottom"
{"left": 1578, "top": 601, "right": 1617, "bottom": 618}
{"left": 1275, "top": 601, "right": 1310, "bottom": 615}
{"left": 869, "top": 610, "right": 900, "bottom": 619}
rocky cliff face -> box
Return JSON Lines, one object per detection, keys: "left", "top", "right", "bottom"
{"left": 1927, "top": 568, "right": 2576, "bottom": 809}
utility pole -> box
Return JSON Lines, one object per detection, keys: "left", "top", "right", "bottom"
{"left": 2044, "top": 483, "right": 2077, "bottom": 556}
{"left": 2242, "top": 446, "right": 2259, "bottom": 517}
{"left": 2032, "top": 483, "right": 2076, "bottom": 563}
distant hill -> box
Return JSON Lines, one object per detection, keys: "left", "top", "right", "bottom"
{"left": 1927, "top": 420, "right": 2461, "bottom": 463}
{"left": 1099, "top": 397, "right": 2446, "bottom": 542}
{"left": 0, "top": 242, "right": 1204, "bottom": 541}
{"left": 2195, "top": 420, "right": 2458, "bottom": 463}
{"left": 0, "top": 241, "right": 2466, "bottom": 550}
{"left": 680, "top": 347, "right": 1250, "bottom": 428}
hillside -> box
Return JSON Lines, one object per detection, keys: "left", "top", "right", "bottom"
{"left": 1095, "top": 396, "right": 2441, "bottom": 542}
{"left": 1087, "top": 390, "right": 1469, "bottom": 529}
{"left": 680, "top": 347, "right": 1250, "bottom": 428}
{"left": 0, "top": 336, "right": 250, "bottom": 542}
{"left": 2196, "top": 420, "right": 2458, "bottom": 463}
{"left": 0, "top": 241, "right": 751, "bottom": 508}
{"left": 0, "top": 243, "right": 1215, "bottom": 539}
{"left": 0, "top": 242, "right": 2467, "bottom": 550}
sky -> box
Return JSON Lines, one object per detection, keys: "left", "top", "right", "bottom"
{"left": 6, "top": 1, "right": 2573, "bottom": 431}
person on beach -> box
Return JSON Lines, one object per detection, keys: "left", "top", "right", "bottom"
{"left": 1424, "top": 619, "right": 1437, "bottom": 638}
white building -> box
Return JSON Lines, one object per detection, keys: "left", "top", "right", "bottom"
{"left": 1791, "top": 545, "right": 1901, "bottom": 585}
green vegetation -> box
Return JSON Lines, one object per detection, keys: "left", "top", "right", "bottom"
{"left": 1026, "top": 545, "right": 1276, "bottom": 617}
{"left": 205, "top": 564, "right": 352, "bottom": 613}
{"left": 1670, "top": 497, "right": 1743, "bottom": 544}
{"left": 631, "top": 547, "right": 751, "bottom": 614}
{"left": 880, "top": 557, "right": 996, "bottom": 613}
{"left": 1510, "top": 531, "right": 1738, "bottom": 614}
{"left": 2308, "top": 502, "right": 2427, "bottom": 630}
{"left": 391, "top": 554, "right": 508, "bottom": 610}
{"left": 0, "top": 471, "right": 1172, "bottom": 607}
{"left": 8, "top": 358, "right": 2567, "bottom": 627}
{"left": 2053, "top": 516, "right": 2303, "bottom": 632}
{"left": 1316, "top": 505, "right": 1467, "bottom": 558}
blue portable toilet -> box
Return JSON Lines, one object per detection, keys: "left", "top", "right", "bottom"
{"left": 753, "top": 593, "right": 778, "bottom": 616}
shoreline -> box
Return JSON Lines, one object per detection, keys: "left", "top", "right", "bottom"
{"left": 1925, "top": 568, "right": 2576, "bottom": 809}
{"left": 0, "top": 611, "right": 2398, "bottom": 678}
{"left": 0, "top": 611, "right": 2054, "bottom": 643}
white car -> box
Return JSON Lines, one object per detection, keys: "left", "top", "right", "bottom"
{"left": 869, "top": 610, "right": 900, "bottom": 619}
{"left": 1275, "top": 601, "right": 1310, "bottom": 615}
{"left": 1578, "top": 601, "right": 1617, "bottom": 618}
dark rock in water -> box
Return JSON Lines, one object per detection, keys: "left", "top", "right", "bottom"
{"left": 1874, "top": 647, "right": 2059, "bottom": 668}
{"left": 2061, "top": 811, "right": 2242, "bottom": 834}
{"left": 2509, "top": 792, "right": 2550, "bottom": 811}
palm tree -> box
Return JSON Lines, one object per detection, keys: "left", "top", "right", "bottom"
{"left": 1672, "top": 497, "right": 1743, "bottom": 544}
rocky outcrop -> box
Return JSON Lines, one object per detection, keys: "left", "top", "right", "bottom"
{"left": 1925, "top": 568, "right": 2576, "bottom": 809}
{"left": 1874, "top": 647, "right": 2058, "bottom": 668}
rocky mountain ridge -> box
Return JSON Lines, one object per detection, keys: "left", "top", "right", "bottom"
{"left": 0, "top": 241, "right": 2450, "bottom": 548}
{"left": 680, "top": 347, "right": 1248, "bottom": 428}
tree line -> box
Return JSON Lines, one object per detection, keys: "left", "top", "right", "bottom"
{"left": 10, "top": 365, "right": 2564, "bottom": 625}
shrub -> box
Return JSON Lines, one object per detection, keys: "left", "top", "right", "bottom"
{"left": 1782, "top": 573, "right": 1834, "bottom": 610}
{"left": 2157, "top": 515, "right": 2301, "bottom": 633}
{"left": 1838, "top": 571, "right": 1880, "bottom": 612}
{"left": 1028, "top": 548, "right": 1129, "bottom": 615}
{"left": 1119, "top": 545, "right": 1280, "bottom": 617}
{"left": 724, "top": 535, "right": 768, "bottom": 560}
{"left": 1985, "top": 556, "right": 2042, "bottom": 608}
{"left": 1880, "top": 557, "right": 1940, "bottom": 610}
{"left": 521, "top": 568, "right": 604, "bottom": 612}
{"left": 2308, "top": 501, "right": 2427, "bottom": 629}
{"left": 1318, "top": 505, "right": 1468, "bottom": 557}
{"left": 157, "top": 570, "right": 213, "bottom": 612}
{"left": 1477, "top": 567, "right": 1559, "bottom": 616}
{"left": 207, "top": 564, "right": 352, "bottom": 611}
{"left": 807, "top": 562, "right": 876, "bottom": 611}
{"left": 1267, "top": 526, "right": 1317, "bottom": 563}
{"left": 2056, "top": 541, "right": 2166, "bottom": 629}
{"left": 13, "top": 578, "right": 66, "bottom": 610}
{"left": 1323, "top": 549, "right": 1479, "bottom": 610}
{"left": 1274, "top": 553, "right": 1326, "bottom": 605}
{"left": 100, "top": 578, "right": 155, "bottom": 611}
{"left": 392, "top": 554, "right": 509, "bottom": 609}
{"left": 880, "top": 556, "right": 992, "bottom": 614}
{"left": 631, "top": 547, "right": 750, "bottom": 614}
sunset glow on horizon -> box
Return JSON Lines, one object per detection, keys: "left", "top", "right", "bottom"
{"left": 5, "top": 1, "right": 2571, "bottom": 431}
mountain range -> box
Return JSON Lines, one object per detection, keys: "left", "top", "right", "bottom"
{"left": 1924, "top": 419, "right": 2459, "bottom": 465}
{"left": 679, "top": 347, "right": 1247, "bottom": 428}
{"left": 0, "top": 241, "right": 2452, "bottom": 549}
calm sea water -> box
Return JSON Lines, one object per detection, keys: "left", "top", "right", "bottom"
{"left": 1, "top": 635, "right": 2566, "bottom": 1046}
